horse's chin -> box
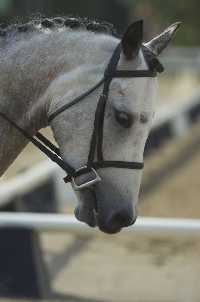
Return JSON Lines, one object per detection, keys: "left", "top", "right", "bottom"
{"left": 74, "top": 189, "right": 118, "bottom": 233}
{"left": 75, "top": 205, "right": 122, "bottom": 234}
{"left": 74, "top": 188, "right": 134, "bottom": 234}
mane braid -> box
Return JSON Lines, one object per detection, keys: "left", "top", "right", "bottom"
{"left": 0, "top": 16, "right": 118, "bottom": 42}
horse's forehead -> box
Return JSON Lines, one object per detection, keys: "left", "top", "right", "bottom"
{"left": 111, "top": 75, "right": 156, "bottom": 104}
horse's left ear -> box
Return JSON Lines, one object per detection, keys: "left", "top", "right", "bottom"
{"left": 144, "top": 22, "right": 182, "bottom": 56}
{"left": 122, "top": 20, "right": 143, "bottom": 60}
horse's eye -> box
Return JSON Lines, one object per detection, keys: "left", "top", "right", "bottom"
{"left": 114, "top": 110, "right": 133, "bottom": 128}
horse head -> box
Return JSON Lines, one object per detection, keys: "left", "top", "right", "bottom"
{"left": 49, "top": 20, "right": 181, "bottom": 233}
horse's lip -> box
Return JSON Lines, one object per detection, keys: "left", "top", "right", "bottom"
{"left": 99, "top": 225, "right": 122, "bottom": 234}
{"left": 87, "top": 220, "right": 96, "bottom": 228}
{"left": 74, "top": 187, "right": 98, "bottom": 228}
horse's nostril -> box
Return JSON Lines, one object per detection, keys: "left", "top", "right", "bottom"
{"left": 109, "top": 210, "right": 134, "bottom": 228}
{"left": 113, "top": 212, "right": 128, "bottom": 226}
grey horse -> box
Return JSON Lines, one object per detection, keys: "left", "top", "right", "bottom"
{"left": 0, "top": 18, "right": 180, "bottom": 233}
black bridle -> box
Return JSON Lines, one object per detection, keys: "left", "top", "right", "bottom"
{"left": 0, "top": 42, "right": 164, "bottom": 190}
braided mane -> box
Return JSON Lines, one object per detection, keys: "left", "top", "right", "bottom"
{"left": 0, "top": 16, "right": 117, "bottom": 42}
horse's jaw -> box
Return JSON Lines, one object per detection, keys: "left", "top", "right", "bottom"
{"left": 74, "top": 182, "right": 138, "bottom": 234}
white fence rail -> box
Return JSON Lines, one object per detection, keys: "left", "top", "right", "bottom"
{"left": 0, "top": 213, "right": 200, "bottom": 236}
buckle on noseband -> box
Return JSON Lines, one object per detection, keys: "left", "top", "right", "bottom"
{"left": 71, "top": 166, "right": 101, "bottom": 191}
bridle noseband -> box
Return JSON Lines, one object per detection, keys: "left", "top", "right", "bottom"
{"left": 0, "top": 42, "right": 163, "bottom": 190}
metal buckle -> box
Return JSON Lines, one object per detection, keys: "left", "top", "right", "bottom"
{"left": 72, "top": 166, "right": 101, "bottom": 191}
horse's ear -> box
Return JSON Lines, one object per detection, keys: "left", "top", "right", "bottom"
{"left": 122, "top": 20, "right": 143, "bottom": 60}
{"left": 144, "top": 22, "right": 181, "bottom": 56}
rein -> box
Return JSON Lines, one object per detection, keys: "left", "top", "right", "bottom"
{"left": 0, "top": 43, "right": 163, "bottom": 190}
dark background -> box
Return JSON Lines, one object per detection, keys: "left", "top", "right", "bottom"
{"left": 0, "top": 0, "right": 199, "bottom": 45}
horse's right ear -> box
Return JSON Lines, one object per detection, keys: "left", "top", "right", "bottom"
{"left": 122, "top": 20, "right": 143, "bottom": 60}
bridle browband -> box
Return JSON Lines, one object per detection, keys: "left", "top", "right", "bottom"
{"left": 0, "top": 42, "right": 164, "bottom": 190}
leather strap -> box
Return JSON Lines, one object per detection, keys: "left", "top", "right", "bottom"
{"left": 64, "top": 161, "right": 144, "bottom": 183}
{"left": 48, "top": 78, "right": 105, "bottom": 122}
{"left": 113, "top": 70, "right": 157, "bottom": 78}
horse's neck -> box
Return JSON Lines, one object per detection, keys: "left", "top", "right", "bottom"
{"left": 0, "top": 30, "right": 79, "bottom": 176}
{"left": 0, "top": 29, "right": 117, "bottom": 176}
{"left": 0, "top": 47, "right": 51, "bottom": 175}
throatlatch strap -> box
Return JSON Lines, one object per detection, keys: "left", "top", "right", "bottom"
{"left": 104, "top": 43, "right": 122, "bottom": 78}
{"left": 48, "top": 78, "right": 105, "bottom": 123}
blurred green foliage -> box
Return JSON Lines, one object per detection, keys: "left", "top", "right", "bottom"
{"left": 0, "top": 0, "right": 12, "bottom": 13}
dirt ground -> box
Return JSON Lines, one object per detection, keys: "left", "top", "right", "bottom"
{"left": 41, "top": 232, "right": 200, "bottom": 302}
